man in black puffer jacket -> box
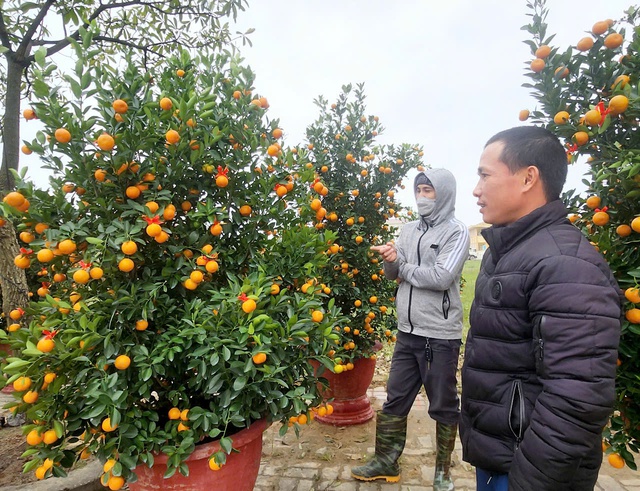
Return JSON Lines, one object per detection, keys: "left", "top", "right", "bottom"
{"left": 460, "top": 126, "right": 621, "bottom": 491}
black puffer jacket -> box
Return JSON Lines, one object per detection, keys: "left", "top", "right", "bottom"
{"left": 460, "top": 200, "right": 621, "bottom": 491}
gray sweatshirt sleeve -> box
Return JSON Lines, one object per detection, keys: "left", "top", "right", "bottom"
{"left": 399, "top": 225, "right": 469, "bottom": 291}
{"left": 383, "top": 257, "right": 400, "bottom": 280}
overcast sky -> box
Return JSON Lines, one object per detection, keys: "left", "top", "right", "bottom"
{"left": 228, "top": 0, "right": 632, "bottom": 225}
{"left": 18, "top": 0, "right": 632, "bottom": 226}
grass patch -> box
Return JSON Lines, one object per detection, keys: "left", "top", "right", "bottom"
{"left": 461, "top": 259, "right": 481, "bottom": 341}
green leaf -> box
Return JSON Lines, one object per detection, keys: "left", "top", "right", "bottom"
{"left": 81, "top": 72, "right": 92, "bottom": 90}
{"left": 110, "top": 408, "right": 121, "bottom": 427}
{"left": 53, "top": 420, "right": 65, "bottom": 437}
{"left": 232, "top": 376, "right": 247, "bottom": 390}
{"left": 598, "top": 116, "right": 612, "bottom": 133}
{"left": 3, "top": 359, "right": 30, "bottom": 372}
{"left": 33, "top": 79, "right": 49, "bottom": 98}
{"left": 219, "top": 436, "right": 233, "bottom": 454}
{"left": 79, "top": 404, "right": 106, "bottom": 419}
{"left": 34, "top": 47, "right": 47, "bottom": 66}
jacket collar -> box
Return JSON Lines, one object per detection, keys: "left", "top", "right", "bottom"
{"left": 481, "top": 200, "right": 569, "bottom": 263}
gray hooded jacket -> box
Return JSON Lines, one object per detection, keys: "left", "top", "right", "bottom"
{"left": 383, "top": 168, "right": 470, "bottom": 339}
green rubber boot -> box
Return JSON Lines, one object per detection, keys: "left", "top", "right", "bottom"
{"left": 351, "top": 411, "right": 407, "bottom": 483}
{"left": 433, "top": 421, "right": 457, "bottom": 491}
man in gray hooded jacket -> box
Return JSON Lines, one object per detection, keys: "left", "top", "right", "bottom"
{"left": 352, "top": 168, "right": 470, "bottom": 490}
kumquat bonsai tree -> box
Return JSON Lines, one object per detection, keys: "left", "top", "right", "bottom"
{"left": 299, "top": 84, "right": 424, "bottom": 370}
{"left": 0, "top": 29, "right": 343, "bottom": 488}
{"left": 0, "top": 0, "right": 250, "bottom": 334}
{"left": 520, "top": 0, "right": 640, "bottom": 470}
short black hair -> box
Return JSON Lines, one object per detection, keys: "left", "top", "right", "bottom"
{"left": 485, "top": 126, "right": 567, "bottom": 201}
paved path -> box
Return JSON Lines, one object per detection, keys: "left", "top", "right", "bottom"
{"left": 255, "top": 387, "right": 640, "bottom": 491}
{"left": 2, "top": 388, "right": 640, "bottom": 490}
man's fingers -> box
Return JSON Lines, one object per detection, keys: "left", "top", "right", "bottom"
{"left": 371, "top": 244, "right": 396, "bottom": 261}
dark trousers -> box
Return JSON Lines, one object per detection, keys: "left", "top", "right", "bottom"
{"left": 382, "top": 330, "right": 461, "bottom": 425}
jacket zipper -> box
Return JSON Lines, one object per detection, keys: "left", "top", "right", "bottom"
{"left": 508, "top": 380, "right": 525, "bottom": 450}
{"left": 534, "top": 316, "right": 545, "bottom": 377}
{"left": 408, "top": 224, "right": 429, "bottom": 333}
{"left": 442, "top": 290, "right": 450, "bottom": 319}
{"left": 538, "top": 338, "right": 544, "bottom": 362}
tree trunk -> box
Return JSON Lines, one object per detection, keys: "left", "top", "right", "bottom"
{"left": 0, "top": 223, "right": 28, "bottom": 320}
{"left": 1, "top": 57, "right": 29, "bottom": 320}
{"left": 1, "top": 56, "right": 23, "bottom": 191}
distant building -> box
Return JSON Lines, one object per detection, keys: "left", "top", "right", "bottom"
{"left": 386, "top": 216, "right": 405, "bottom": 239}
{"left": 468, "top": 222, "right": 490, "bottom": 259}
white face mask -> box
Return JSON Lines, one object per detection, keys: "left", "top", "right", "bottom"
{"left": 417, "top": 197, "right": 436, "bottom": 217}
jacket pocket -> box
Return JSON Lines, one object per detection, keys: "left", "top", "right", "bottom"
{"left": 442, "top": 290, "right": 450, "bottom": 320}
{"left": 508, "top": 380, "right": 525, "bottom": 450}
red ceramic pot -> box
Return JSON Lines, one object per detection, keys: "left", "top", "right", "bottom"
{"left": 313, "top": 356, "right": 377, "bottom": 426}
{"left": 0, "top": 341, "right": 12, "bottom": 360}
{"left": 128, "top": 418, "right": 268, "bottom": 491}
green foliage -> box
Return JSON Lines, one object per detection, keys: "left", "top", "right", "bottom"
{"left": 301, "top": 83, "right": 424, "bottom": 363}
{"left": 1, "top": 0, "right": 249, "bottom": 65}
{"left": 0, "top": 32, "right": 342, "bottom": 482}
{"left": 461, "top": 260, "right": 481, "bottom": 342}
{"left": 523, "top": 0, "right": 640, "bottom": 469}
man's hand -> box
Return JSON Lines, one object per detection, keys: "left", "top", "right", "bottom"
{"left": 370, "top": 242, "right": 397, "bottom": 263}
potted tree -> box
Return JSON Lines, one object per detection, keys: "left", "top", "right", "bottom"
{"left": 0, "top": 35, "right": 342, "bottom": 490}
{"left": 300, "top": 84, "right": 424, "bottom": 425}
{"left": 520, "top": 1, "right": 639, "bottom": 470}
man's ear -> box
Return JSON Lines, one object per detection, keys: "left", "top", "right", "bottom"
{"left": 523, "top": 166, "right": 540, "bottom": 189}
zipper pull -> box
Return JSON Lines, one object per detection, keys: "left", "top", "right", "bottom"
{"left": 425, "top": 339, "right": 432, "bottom": 370}
{"left": 538, "top": 338, "right": 544, "bottom": 361}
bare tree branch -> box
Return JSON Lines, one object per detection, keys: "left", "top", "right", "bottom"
{"left": 94, "top": 35, "right": 179, "bottom": 55}
{"left": 27, "top": 0, "right": 229, "bottom": 63}
{"left": 16, "top": 0, "right": 56, "bottom": 57}
{"left": 38, "top": 0, "right": 139, "bottom": 59}
{"left": 0, "top": 6, "right": 14, "bottom": 50}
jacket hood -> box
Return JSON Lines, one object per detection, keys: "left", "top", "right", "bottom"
{"left": 414, "top": 168, "right": 457, "bottom": 226}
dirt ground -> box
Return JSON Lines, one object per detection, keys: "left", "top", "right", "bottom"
{"left": 0, "top": 350, "right": 395, "bottom": 489}
{"left": 0, "top": 414, "right": 38, "bottom": 488}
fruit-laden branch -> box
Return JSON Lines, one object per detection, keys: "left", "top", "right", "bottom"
{"left": 0, "top": 0, "right": 246, "bottom": 326}
{"left": 0, "top": 0, "right": 246, "bottom": 187}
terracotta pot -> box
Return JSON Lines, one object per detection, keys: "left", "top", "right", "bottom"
{"left": 128, "top": 418, "right": 268, "bottom": 491}
{"left": 312, "top": 356, "right": 377, "bottom": 426}
{"left": 0, "top": 341, "right": 12, "bottom": 359}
